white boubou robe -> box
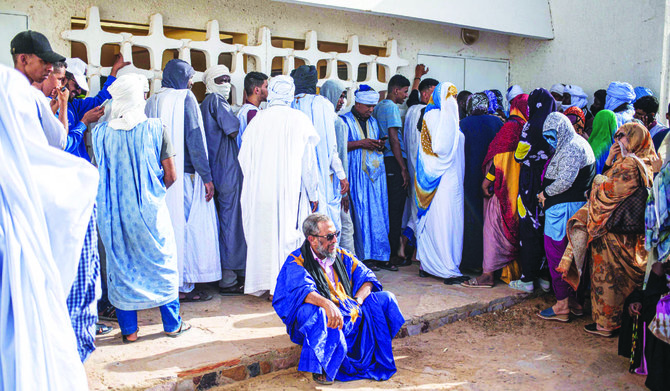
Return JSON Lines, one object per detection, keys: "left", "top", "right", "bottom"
{"left": 146, "top": 88, "right": 221, "bottom": 286}
{"left": 238, "top": 104, "right": 320, "bottom": 296}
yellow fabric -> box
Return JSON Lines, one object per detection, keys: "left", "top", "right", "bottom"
{"left": 514, "top": 140, "right": 531, "bottom": 161}
{"left": 493, "top": 151, "right": 520, "bottom": 219}
{"left": 485, "top": 172, "right": 495, "bottom": 181}
{"left": 500, "top": 260, "right": 522, "bottom": 284}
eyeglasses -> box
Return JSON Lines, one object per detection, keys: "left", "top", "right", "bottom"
{"left": 312, "top": 231, "right": 340, "bottom": 241}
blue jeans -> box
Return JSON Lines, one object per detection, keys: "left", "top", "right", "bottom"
{"left": 116, "top": 299, "right": 181, "bottom": 335}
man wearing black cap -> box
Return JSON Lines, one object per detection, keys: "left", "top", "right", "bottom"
{"left": 11, "top": 30, "right": 67, "bottom": 149}
{"left": 11, "top": 30, "right": 65, "bottom": 84}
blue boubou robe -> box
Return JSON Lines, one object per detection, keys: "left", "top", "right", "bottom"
{"left": 272, "top": 246, "right": 405, "bottom": 381}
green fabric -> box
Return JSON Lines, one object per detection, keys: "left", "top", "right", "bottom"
{"left": 588, "top": 110, "right": 618, "bottom": 173}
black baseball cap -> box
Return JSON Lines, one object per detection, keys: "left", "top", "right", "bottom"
{"left": 10, "top": 30, "right": 65, "bottom": 63}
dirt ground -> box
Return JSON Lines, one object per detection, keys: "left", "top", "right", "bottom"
{"left": 215, "top": 295, "right": 648, "bottom": 390}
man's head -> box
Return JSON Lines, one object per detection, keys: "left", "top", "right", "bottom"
{"left": 320, "top": 79, "right": 347, "bottom": 112}
{"left": 549, "top": 83, "right": 564, "bottom": 106}
{"left": 65, "top": 58, "right": 89, "bottom": 101}
{"left": 633, "top": 95, "right": 659, "bottom": 129}
{"left": 38, "top": 61, "right": 66, "bottom": 98}
{"left": 11, "top": 31, "right": 65, "bottom": 84}
{"left": 290, "top": 65, "right": 318, "bottom": 95}
{"left": 244, "top": 71, "right": 269, "bottom": 102}
{"left": 386, "top": 74, "right": 410, "bottom": 104}
{"left": 203, "top": 65, "right": 232, "bottom": 99}
{"left": 303, "top": 213, "right": 338, "bottom": 259}
{"left": 352, "top": 84, "right": 379, "bottom": 119}
{"left": 418, "top": 78, "right": 439, "bottom": 105}
{"left": 591, "top": 89, "right": 607, "bottom": 115}
{"left": 457, "top": 90, "right": 472, "bottom": 119}
{"left": 161, "top": 59, "right": 194, "bottom": 90}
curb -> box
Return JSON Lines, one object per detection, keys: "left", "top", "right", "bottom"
{"left": 145, "top": 290, "right": 531, "bottom": 391}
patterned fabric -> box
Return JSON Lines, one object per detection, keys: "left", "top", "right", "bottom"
{"left": 542, "top": 112, "right": 595, "bottom": 197}
{"left": 563, "top": 106, "right": 585, "bottom": 126}
{"left": 483, "top": 94, "right": 528, "bottom": 168}
{"left": 66, "top": 206, "right": 100, "bottom": 362}
{"left": 465, "top": 92, "right": 488, "bottom": 116}
{"left": 484, "top": 90, "right": 498, "bottom": 114}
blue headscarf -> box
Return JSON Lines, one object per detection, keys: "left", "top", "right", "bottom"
{"left": 290, "top": 65, "right": 318, "bottom": 95}
{"left": 633, "top": 86, "right": 653, "bottom": 102}
{"left": 162, "top": 59, "right": 194, "bottom": 90}
{"left": 605, "top": 81, "right": 635, "bottom": 111}
{"left": 484, "top": 90, "right": 498, "bottom": 114}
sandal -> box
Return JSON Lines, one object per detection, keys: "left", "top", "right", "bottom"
{"left": 584, "top": 323, "right": 614, "bottom": 338}
{"left": 312, "top": 372, "right": 333, "bottom": 385}
{"left": 96, "top": 323, "right": 113, "bottom": 336}
{"left": 98, "top": 305, "right": 117, "bottom": 322}
{"left": 180, "top": 290, "right": 213, "bottom": 303}
{"left": 122, "top": 328, "right": 139, "bottom": 344}
{"left": 461, "top": 278, "right": 493, "bottom": 288}
{"left": 376, "top": 261, "right": 399, "bottom": 272}
{"left": 219, "top": 282, "right": 244, "bottom": 296}
{"left": 363, "top": 260, "right": 380, "bottom": 271}
{"left": 443, "top": 276, "right": 470, "bottom": 285}
{"left": 166, "top": 322, "right": 192, "bottom": 338}
{"left": 537, "top": 307, "right": 569, "bottom": 323}
{"left": 394, "top": 258, "right": 412, "bottom": 267}
{"left": 570, "top": 307, "right": 584, "bottom": 317}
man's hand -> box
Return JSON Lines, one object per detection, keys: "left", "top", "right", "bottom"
{"left": 628, "top": 302, "right": 642, "bottom": 317}
{"left": 401, "top": 168, "right": 410, "bottom": 188}
{"left": 323, "top": 300, "right": 344, "bottom": 329}
{"left": 341, "top": 197, "right": 349, "bottom": 213}
{"left": 204, "top": 181, "right": 215, "bottom": 202}
{"left": 57, "top": 86, "right": 68, "bottom": 108}
{"left": 414, "top": 64, "right": 429, "bottom": 79}
{"left": 81, "top": 106, "right": 105, "bottom": 126}
{"left": 360, "top": 138, "right": 384, "bottom": 151}
{"left": 310, "top": 201, "right": 319, "bottom": 212}
{"left": 110, "top": 54, "right": 131, "bottom": 77}
{"left": 537, "top": 191, "right": 546, "bottom": 208}
{"left": 339, "top": 178, "right": 350, "bottom": 194}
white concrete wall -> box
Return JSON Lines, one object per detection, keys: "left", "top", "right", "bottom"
{"left": 510, "top": 0, "right": 669, "bottom": 118}
{"left": 0, "top": 0, "right": 511, "bottom": 85}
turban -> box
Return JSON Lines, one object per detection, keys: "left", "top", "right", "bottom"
{"left": 354, "top": 84, "right": 379, "bottom": 105}
{"left": 633, "top": 86, "right": 653, "bottom": 102}
{"left": 202, "top": 65, "right": 231, "bottom": 97}
{"left": 162, "top": 59, "right": 194, "bottom": 90}
{"left": 267, "top": 75, "right": 295, "bottom": 107}
{"left": 290, "top": 65, "right": 318, "bottom": 95}
{"left": 466, "top": 92, "right": 489, "bottom": 116}
{"left": 107, "top": 73, "right": 149, "bottom": 131}
{"left": 549, "top": 83, "right": 564, "bottom": 96}
{"left": 564, "top": 85, "right": 588, "bottom": 109}
{"left": 605, "top": 81, "right": 635, "bottom": 111}
{"left": 506, "top": 85, "right": 523, "bottom": 104}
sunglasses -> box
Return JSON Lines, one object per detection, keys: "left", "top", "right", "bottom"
{"left": 614, "top": 133, "right": 625, "bottom": 140}
{"left": 313, "top": 231, "right": 340, "bottom": 241}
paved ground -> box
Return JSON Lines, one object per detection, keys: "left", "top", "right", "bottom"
{"left": 214, "top": 296, "right": 647, "bottom": 391}
{"left": 85, "top": 264, "right": 527, "bottom": 390}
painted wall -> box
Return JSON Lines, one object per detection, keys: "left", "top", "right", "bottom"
{"left": 0, "top": 0, "right": 511, "bottom": 84}
{"left": 510, "top": 0, "right": 669, "bottom": 119}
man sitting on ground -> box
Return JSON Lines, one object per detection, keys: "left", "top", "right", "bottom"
{"left": 273, "top": 213, "right": 405, "bottom": 385}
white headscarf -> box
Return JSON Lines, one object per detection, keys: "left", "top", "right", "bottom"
{"left": 107, "top": 73, "right": 149, "bottom": 131}
{"left": 267, "top": 75, "right": 295, "bottom": 107}
{"left": 563, "top": 85, "right": 589, "bottom": 109}
{"left": 354, "top": 86, "right": 380, "bottom": 105}
{"left": 506, "top": 85, "right": 523, "bottom": 104}
{"left": 549, "top": 83, "right": 564, "bottom": 96}
{"left": 202, "top": 65, "right": 232, "bottom": 99}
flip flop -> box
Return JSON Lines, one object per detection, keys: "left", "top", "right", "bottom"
{"left": 96, "top": 323, "right": 113, "bottom": 336}
{"left": 180, "top": 290, "right": 213, "bottom": 302}
{"left": 584, "top": 323, "right": 614, "bottom": 338}
{"left": 377, "top": 261, "right": 399, "bottom": 271}
{"left": 166, "top": 322, "right": 192, "bottom": 338}
{"left": 460, "top": 278, "right": 493, "bottom": 288}
{"left": 537, "top": 307, "right": 569, "bottom": 323}
{"left": 394, "top": 258, "right": 412, "bottom": 267}
{"left": 219, "top": 283, "right": 244, "bottom": 296}
{"left": 122, "top": 328, "right": 139, "bottom": 344}
{"left": 363, "top": 260, "right": 380, "bottom": 271}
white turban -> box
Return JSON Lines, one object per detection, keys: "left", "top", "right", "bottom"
{"left": 202, "top": 65, "right": 231, "bottom": 98}
{"left": 267, "top": 75, "right": 295, "bottom": 107}
{"left": 549, "top": 83, "right": 564, "bottom": 96}
{"left": 354, "top": 85, "right": 380, "bottom": 105}
{"left": 564, "top": 85, "right": 588, "bottom": 109}
{"left": 506, "top": 85, "right": 523, "bottom": 104}
{"left": 107, "top": 73, "right": 148, "bottom": 131}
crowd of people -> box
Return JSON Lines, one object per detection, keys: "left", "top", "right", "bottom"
{"left": 2, "top": 28, "right": 669, "bottom": 389}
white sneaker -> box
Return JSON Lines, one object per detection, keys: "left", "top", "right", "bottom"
{"left": 508, "top": 279, "right": 534, "bottom": 293}
{"left": 537, "top": 278, "right": 551, "bottom": 293}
